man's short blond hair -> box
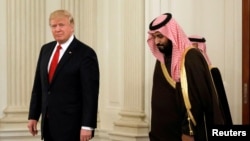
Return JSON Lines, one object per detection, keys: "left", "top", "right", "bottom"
{"left": 49, "top": 9, "right": 74, "bottom": 25}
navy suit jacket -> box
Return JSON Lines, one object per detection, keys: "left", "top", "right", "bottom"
{"left": 28, "top": 37, "right": 99, "bottom": 140}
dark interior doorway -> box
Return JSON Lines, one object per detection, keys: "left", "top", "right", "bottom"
{"left": 242, "top": 0, "right": 250, "bottom": 124}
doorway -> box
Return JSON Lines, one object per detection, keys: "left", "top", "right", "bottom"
{"left": 242, "top": 0, "right": 250, "bottom": 124}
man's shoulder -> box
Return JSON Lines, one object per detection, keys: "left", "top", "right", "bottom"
{"left": 182, "top": 47, "right": 208, "bottom": 67}
{"left": 184, "top": 47, "right": 204, "bottom": 59}
{"left": 42, "top": 41, "right": 57, "bottom": 47}
{"left": 71, "top": 38, "right": 97, "bottom": 56}
{"left": 185, "top": 47, "right": 200, "bottom": 55}
{"left": 71, "top": 37, "right": 91, "bottom": 48}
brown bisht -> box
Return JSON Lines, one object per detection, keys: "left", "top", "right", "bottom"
{"left": 179, "top": 47, "right": 232, "bottom": 140}
{"left": 151, "top": 47, "right": 229, "bottom": 141}
{"left": 210, "top": 67, "right": 233, "bottom": 125}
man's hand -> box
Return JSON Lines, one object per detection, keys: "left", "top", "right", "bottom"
{"left": 80, "top": 129, "right": 92, "bottom": 141}
{"left": 182, "top": 134, "right": 195, "bottom": 141}
{"left": 27, "top": 120, "right": 38, "bottom": 136}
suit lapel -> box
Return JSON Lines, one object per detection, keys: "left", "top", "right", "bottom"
{"left": 50, "top": 38, "right": 78, "bottom": 83}
{"left": 41, "top": 42, "right": 57, "bottom": 85}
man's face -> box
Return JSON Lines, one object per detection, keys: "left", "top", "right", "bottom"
{"left": 50, "top": 17, "right": 74, "bottom": 44}
{"left": 152, "top": 31, "right": 169, "bottom": 51}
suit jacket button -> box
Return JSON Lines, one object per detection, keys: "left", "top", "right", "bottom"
{"left": 48, "top": 91, "right": 51, "bottom": 95}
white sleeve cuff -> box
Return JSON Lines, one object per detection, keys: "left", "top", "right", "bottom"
{"left": 81, "top": 126, "right": 94, "bottom": 130}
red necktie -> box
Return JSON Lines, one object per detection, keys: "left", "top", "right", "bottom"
{"left": 49, "top": 45, "right": 62, "bottom": 82}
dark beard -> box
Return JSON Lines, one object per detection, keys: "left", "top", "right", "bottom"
{"left": 157, "top": 40, "right": 172, "bottom": 56}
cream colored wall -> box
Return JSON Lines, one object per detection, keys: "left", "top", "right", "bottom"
{"left": 0, "top": 0, "right": 242, "bottom": 141}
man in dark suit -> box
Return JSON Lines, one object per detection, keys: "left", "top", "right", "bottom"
{"left": 27, "top": 9, "right": 100, "bottom": 141}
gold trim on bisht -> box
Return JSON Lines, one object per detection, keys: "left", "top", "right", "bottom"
{"left": 180, "top": 47, "right": 197, "bottom": 128}
{"left": 160, "top": 63, "right": 176, "bottom": 88}
{"left": 160, "top": 46, "right": 197, "bottom": 135}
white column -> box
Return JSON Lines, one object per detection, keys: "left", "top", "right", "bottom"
{"left": 109, "top": 0, "right": 149, "bottom": 141}
{"left": 0, "top": 0, "right": 45, "bottom": 140}
{"left": 61, "top": 0, "right": 97, "bottom": 49}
